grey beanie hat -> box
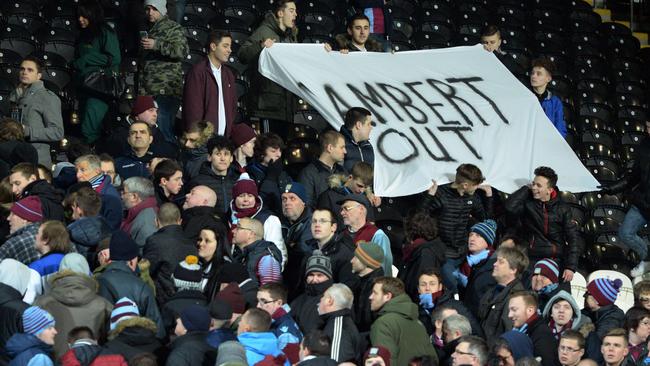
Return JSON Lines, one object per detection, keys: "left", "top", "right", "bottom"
{"left": 216, "top": 341, "right": 248, "bottom": 365}
{"left": 144, "top": 0, "right": 167, "bottom": 16}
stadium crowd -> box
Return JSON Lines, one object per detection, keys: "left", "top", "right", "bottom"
{"left": 1, "top": 0, "right": 650, "bottom": 366}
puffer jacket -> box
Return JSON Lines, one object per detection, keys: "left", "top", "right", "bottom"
{"left": 299, "top": 160, "right": 347, "bottom": 207}
{"left": 478, "top": 278, "right": 524, "bottom": 342}
{"left": 104, "top": 317, "right": 166, "bottom": 362}
{"left": 22, "top": 179, "right": 65, "bottom": 222}
{"left": 608, "top": 137, "right": 650, "bottom": 219}
{"left": 238, "top": 332, "right": 290, "bottom": 366}
{"left": 370, "top": 294, "right": 438, "bottom": 366}
{"left": 340, "top": 125, "right": 374, "bottom": 172}
{"left": 138, "top": 16, "right": 188, "bottom": 98}
{"left": 34, "top": 270, "right": 113, "bottom": 358}
{"left": 188, "top": 162, "right": 239, "bottom": 215}
{"left": 5, "top": 333, "right": 53, "bottom": 366}
{"left": 542, "top": 290, "right": 591, "bottom": 334}
{"left": 505, "top": 186, "right": 581, "bottom": 271}
{"left": 180, "top": 145, "right": 207, "bottom": 182}
{"left": 68, "top": 216, "right": 112, "bottom": 266}
{"left": 0, "top": 283, "right": 28, "bottom": 365}
{"left": 165, "top": 331, "right": 216, "bottom": 366}
{"left": 319, "top": 308, "right": 361, "bottom": 363}
{"left": 238, "top": 12, "right": 298, "bottom": 121}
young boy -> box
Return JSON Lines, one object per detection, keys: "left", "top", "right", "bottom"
{"left": 530, "top": 58, "right": 567, "bottom": 137}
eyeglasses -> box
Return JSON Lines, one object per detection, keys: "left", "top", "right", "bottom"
{"left": 257, "top": 298, "right": 277, "bottom": 305}
{"left": 559, "top": 346, "right": 581, "bottom": 353}
{"left": 340, "top": 204, "right": 360, "bottom": 212}
{"left": 311, "top": 219, "right": 332, "bottom": 225}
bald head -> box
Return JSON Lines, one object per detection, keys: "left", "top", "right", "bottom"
{"left": 183, "top": 185, "right": 217, "bottom": 209}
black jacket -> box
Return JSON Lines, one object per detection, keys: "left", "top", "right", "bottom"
{"left": 246, "top": 160, "right": 292, "bottom": 216}
{"left": 181, "top": 205, "right": 227, "bottom": 242}
{"left": 22, "top": 179, "right": 65, "bottom": 222}
{"left": 398, "top": 238, "right": 446, "bottom": 300}
{"left": 298, "top": 160, "right": 346, "bottom": 207}
{"left": 478, "top": 278, "right": 524, "bottom": 343}
{"left": 505, "top": 186, "right": 581, "bottom": 270}
{"left": 608, "top": 137, "right": 650, "bottom": 219}
{"left": 418, "top": 289, "right": 484, "bottom": 338}
{"left": 524, "top": 316, "right": 558, "bottom": 366}
{"left": 420, "top": 184, "right": 492, "bottom": 258}
{"left": 143, "top": 224, "right": 198, "bottom": 304}
{"left": 581, "top": 304, "right": 624, "bottom": 363}
{"left": 161, "top": 290, "right": 208, "bottom": 335}
{"left": 340, "top": 125, "right": 374, "bottom": 172}
{"left": 315, "top": 234, "right": 356, "bottom": 287}
{"left": 350, "top": 268, "right": 384, "bottom": 333}
{"left": 283, "top": 208, "right": 315, "bottom": 299}
{"left": 290, "top": 280, "right": 332, "bottom": 335}
{"left": 188, "top": 162, "right": 239, "bottom": 215}
{"left": 165, "top": 331, "right": 216, "bottom": 366}
{"left": 461, "top": 255, "right": 497, "bottom": 319}
{"left": 298, "top": 356, "right": 338, "bottom": 365}
{"left": 0, "top": 283, "right": 28, "bottom": 365}
{"left": 319, "top": 308, "right": 361, "bottom": 363}
{"left": 104, "top": 317, "right": 166, "bottom": 362}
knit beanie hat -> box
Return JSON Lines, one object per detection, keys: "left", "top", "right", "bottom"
{"left": 172, "top": 255, "right": 203, "bottom": 291}
{"left": 354, "top": 241, "right": 384, "bottom": 270}
{"left": 470, "top": 219, "right": 497, "bottom": 246}
{"left": 215, "top": 262, "right": 249, "bottom": 284}
{"left": 215, "top": 282, "right": 246, "bottom": 314}
{"left": 110, "top": 297, "right": 139, "bottom": 330}
{"left": 232, "top": 176, "right": 258, "bottom": 199}
{"left": 533, "top": 258, "right": 560, "bottom": 284}
{"left": 209, "top": 298, "right": 233, "bottom": 321}
{"left": 500, "top": 330, "right": 534, "bottom": 360}
{"left": 22, "top": 306, "right": 55, "bottom": 336}
{"left": 109, "top": 230, "right": 139, "bottom": 261}
{"left": 130, "top": 96, "right": 158, "bottom": 117}
{"left": 363, "top": 346, "right": 391, "bottom": 366}
{"left": 587, "top": 277, "right": 623, "bottom": 306}
{"left": 305, "top": 250, "right": 332, "bottom": 279}
{"left": 144, "top": 0, "right": 167, "bottom": 16}
{"left": 11, "top": 196, "right": 43, "bottom": 222}
{"left": 231, "top": 123, "right": 256, "bottom": 148}
{"left": 59, "top": 253, "right": 91, "bottom": 275}
{"left": 282, "top": 182, "right": 307, "bottom": 204}
{"left": 180, "top": 304, "right": 211, "bottom": 333}
{"left": 216, "top": 341, "right": 248, "bottom": 365}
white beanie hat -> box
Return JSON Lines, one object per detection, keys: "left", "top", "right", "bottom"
{"left": 144, "top": 0, "right": 167, "bottom": 16}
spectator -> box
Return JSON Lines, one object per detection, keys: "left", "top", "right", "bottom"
{"left": 481, "top": 25, "right": 505, "bottom": 56}
{"left": 34, "top": 254, "right": 113, "bottom": 358}
{"left": 238, "top": 0, "right": 298, "bottom": 126}
{"left": 623, "top": 307, "right": 650, "bottom": 363}
{"left": 74, "top": 154, "right": 123, "bottom": 230}
{"left": 369, "top": 277, "right": 438, "bottom": 365}
{"left": 634, "top": 281, "right": 650, "bottom": 310}
{"left": 451, "top": 335, "right": 488, "bottom": 366}
{"left": 291, "top": 250, "right": 334, "bottom": 335}
{"left": 478, "top": 246, "right": 528, "bottom": 341}
{"left": 97, "top": 230, "right": 165, "bottom": 338}
{"left": 66, "top": 187, "right": 111, "bottom": 266}
{"left": 340, "top": 107, "right": 375, "bottom": 172}
{"left": 10, "top": 163, "right": 65, "bottom": 221}
{"left": 183, "top": 30, "right": 237, "bottom": 137}
{"left": 197, "top": 224, "right": 231, "bottom": 300}
{"left": 161, "top": 255, "right": 207, "bottom": 334}
{"left": 60, "top": 326, "right": 128, "bottom": 366}
{"left": 299, "top": 131, "right": 347, "bottom": 205}
{"left": 167, "top": 304, "right": 217, "bottom": 365}
{"left": 0, "top": 118, "right": 38, "bottom": 178}
{"left": 237, "top": 308, "right": 289, "bottom": 365}
{"left": 231, "top": 123, "right": 257, "bottom": 173}
{"left": 0, "top": 263, "right": 29, "bottom": 365}
{"left": 232, "top": 217, "right": 282, "bottom": 287}
{"left": 317, "top": 283, "right": 360, "bottom": 363}
{"left": 139, "top": 0, "right": 189, "bottom": 143}
{"left": 281, "top": 183, "right": 315, "bottom": 295}
{"left": 352, "top": 0, "right": 391, "bottom": 50}
{"left": 350, "top": 241, "right": 384, "bottom": 333}
{"left": 216, "top": 340, "right": 248, "bottom": 365}
{"left": 531, "top": 258, "right": 564, "bottom": 311}
{"left": 188, "top": 135, "right": 238, "bottom": 215}
{"left": 297, "top": 330, "right": 337, "bottom": 365}
{"left": 506, "top": 166, "right": 580, "bottom": 281}
{"left": 559, "top": 330, "right": 586, "bottom": 366}
{"left": 99, "top": 154, "right": 121, "bottom": 188}
{"left": 9, "top": 56, "right": 64, "bottom": 167}
{"left": 530, "top": 58, "right": 567, "bottom": 137}
{"left": 206, "top": 298, "right": 237, "bottom": 349}
{"left": 421, "top": 163, "right": 492, "bottom": 293}
{"left": 439, "top": 314, "right": 473, "bottom": 366}
{"left": 542, "top": 290, "right": 588, "bottom": 340}
{"left": 179, "top": 120, "right": 214, "bottom": 182}
{"left": 600, "top": 328, "right": 629, "bottom": 366}
{"left": 257, "top": 282, "right": 303, "bottom": 364}
{"left": 120, "top": 176, "right": 158, "bottom": 250}
{"left": 143, "top": 203, "right": 198, "bottom": 304}
{"left": 29, "top": 220, "right": 72, "bottom": 279}
{"left": 6, "top": 306, "right": 57, "bottom": 366}
{"left": 491, "top": 331, "right": 534, "bottom": 366}
{"left": 507, "top": 291, "right": 557, "bottom": 366}
{"left": 582, "top": 277, "right": 625, "bottom": 362}
{"left": 115, "top": 122, "right": 165, "bottom": 180}
{"left": 1, "top": 196, "right": 43, "bottom": 265}
{"left": 335, "top": 14, "right": 383, "bottom": 52}
{"left": 181, "top": 184, "right": 222, "bottom": 241}
{"left": 399, "top": 211, "right": 445, "bottom": 300}
{"left": 72, "top": 0, "right": 121, "bottom": 145}
{"left": 363, "top": 345, "right": 391, "bottom": 366}
{"left": 432, "top": 306, "right": 459, "bottom": 351}
{"left": 338, "top": 194, "right": 392, "bottom": 274}
{"left": 152, "top": 159, "right": 184, "bottom": 206}
{"left": 0, "top": 258, "right": 42, "bottom": 304}
{"left": 247, "top": 133, "right": 292, "bottom": 214}
{"left": 215, "top": 282, "right": 247, "bottom": 325}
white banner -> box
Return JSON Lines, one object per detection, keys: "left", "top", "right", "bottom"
{"left": 259, "top": 44, "right": 599, "bottom": 197}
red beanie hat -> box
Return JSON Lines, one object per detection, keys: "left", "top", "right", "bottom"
{"left": 130, "top": 96, "right": 157, "bottom": 117}
{"left": 232, "top": 176, "right": 258, "bottom": 199}
{"left": 215, "top": 282, "right": 246, "bottom": 314}
{"left": 364, "top": 346, "right": 391, "bottom": 366}
{"left": 11, "top": 196, "right": 43, "bottom": 222}
{"left": 231, "top": 123, "right": 256, "bottom": 148}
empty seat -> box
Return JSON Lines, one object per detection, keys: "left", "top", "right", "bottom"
{"left": 592, "top": 206, "right": 627, "bottom": 224}
{"left": 583, "top": 156, "right": 620, "bottom": 175}
{"left": 302, "top": 12, "right": 338, "bottom": 36}
{"left": 184, "top": 0, "right": 218, "bottom": 22}
{"left": 606, "top": 34, "right": 641, "bottom": 59}
{"left": 0, "top": 49, "right": 22, "bottom": 66}
{"left": 560, "top": 191, "right": 581, "bottom": 205}
{"left": 618, "top": 106, "right": 647, "bottom": 122}
{"left": 0, "top": 26, "right": 37, "bottom": 58}
{"left": 579, "top": 103, "right": 614, "bottom": 123}
{"left": 454, "top": 24, "right": 482, "bottom": 46}
{"left": 579, "top": 142, "right": 614, "bottom": 159}
{"left": 617, "top": 118, "right": 646, "bottom": 134}
{"left": 581, "top": 130, "right": 615, "bottom": 148}
{"left": 620, "top": 131, "right": 646, "bottom": 146}
{"left": 40, "top": 66, "right": 71, "bottom": 91}
{"left": 392, "top": 18, "right": 415, "bottom": 40}
{"left": 589, "top": 166, "right": 619, "bottom": 185}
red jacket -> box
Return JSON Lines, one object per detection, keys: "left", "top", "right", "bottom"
{"left": 182, "top": 57, "right": 237, "bottom": 137}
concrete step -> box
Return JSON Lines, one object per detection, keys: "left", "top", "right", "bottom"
{"left": 594, "top": 8, "right": 612, "bottom": 21}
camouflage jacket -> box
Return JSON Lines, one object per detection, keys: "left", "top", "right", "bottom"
{"left": 138, "top": 16, "right": 188, "bottom": 98}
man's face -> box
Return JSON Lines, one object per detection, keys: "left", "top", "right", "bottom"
{"left": 161, "top": 170, "right": 183, "bottom": 195}
{"left": 601, "top": 336, "right": 628, "bottom": 365}
{"left": 128, "top": 122, "right": 153, "bottom": 150}
{"left": 492, "top": 255, "right": 514, "bottom": 283}
{"left": 100, "top": 161, "right": 116, "bottom": 183}
{"left": 559, "top": 338, "right": 584, "bottom": 366}
{"left": 145, "top": 5, "right": 162, "bottom": 23}
{"left": 481, "top": 34, "right": 502, "bottom": 52}
{"left": 235, "top": 193, "right": 256, "bottom": 210}
{"left": 508, "top": 296, "right": 533, "bottom": 328}
{"left": 36, "top": 326, "right": 57, "bottom": 346}
{"left": 19, "top": 60, "right": 41, "bottom": 85}
{"left": 136, "top": 107, "right": 158, "bottom": 126}
{"left": 348, "top": 19, "right": 370, "bottom": 46}
{"left": 311, "top": 210, "right": 336, "bottom": 241}
{"left": 351, "top": 256, "right": 365, "bottom": 273}
{"left": 369, "top": 283, "right": 390, "bottom": 312}
{"left": 328, "top": 137, "right": 347, "bottom": 163}
{"left": 35, "top": 224, "right": 47, "bottom": 253}
{"left": 208, "top": 148, "right": 234, "bottom": 174}
{"left": 257, "top": 290, "right": 282, "bottom": 316}
{"left": 551, "top": 300, "right": 574, "bottom": 327}
{"left": 306, "top": 271, "right": 329, "bottom": 284}
{"left": 346, "top": 176, "right": 367, "bottom": 195}
{"left": 75, "top": 161, "right": 101, "bottom": 182}
{"left": 278, "top": 2, "right": 297, "bottom": 29}
{"left": 240, "top": 137, "right": 256, "bottom": 158}
{"left": 183, "top": 131, "right": 201, "bottom": 149}
{"left": 211, "top": 37, "right": 232, "bottom": 65}
{"left": 183, "top": 187, "right": 207, "bottom": 209}
{"left": 452, "top": 342, "right": 477, "bottom": 366}
{"left": 281, "top": 192, "right": 304, "bottom": 222}
{"left": 317, "top": 292, "right": 332, "bottom": 315}
{"left": 418, "top": 274, "right": 443, "bottom": 295}
{"left": 585, "top": 294, "right": 599, "bottom": 311}
{"left": 7, "top": 212, "right": 29, "bottom": 234}
{"left": 634, "top": 317, "right": 650, "bottom": 341}
{"left": 340, "top": 201, "right": 365, "bottom": 227}
{"left": 496, "top": 347, "right": 515, "bottom": 366}
{"left": 9, "top": 172, "right": 36, "bottom": 197}
{"left": 236, "top": 314, "right": 248, "bottom": 335}
{"left": 262, "top": 146, "right": 282, "bottom": 165}
{"left": 530, "top": 66, "right": 552, "bottom": 89}
{"left": 468, "top": 232, "right": 488, "bottom": 254}
{"left": 232, "top": 225, "right": 253, "bottom": 246}
{"left": 356, "top": 115, "right": 373, "bottom": 141}
{"left": 121, "top": 187, "right": 139, "bottom": 209}
{"left": 364, "top": 357, "right": 386, "bottom": 366}
{"left": 531, "top": 175, "right": 552, "bottom": 201}
{"left": 531, "top": 273, "right": 552, "bottom": 292}
{"left": 174, "top": 317, "right": 187, "bottom": 337}
{"left": 442, "top": 324, "right": 458, "bottom": 344}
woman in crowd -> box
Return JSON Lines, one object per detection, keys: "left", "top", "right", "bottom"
{"left": 197, "top": 223, "right": 231, "bottom": 301}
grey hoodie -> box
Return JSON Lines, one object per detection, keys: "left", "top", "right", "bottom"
{"left": 542, "top": 290, "right": 591, "bottom": 332}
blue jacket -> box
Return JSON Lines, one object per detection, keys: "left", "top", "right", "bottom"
{"left": 98, "top": 176, "right": 123, "bottom": 230}
{"left": 206, "top": 328, "right": 237, "bottom": 349}
{"left": 68, "top": 216, "right": 112, "bottom": 265}
{"left": 539, "top": 92, "right": 567, "bottom": 137}
{"left": 271, "top": 304, "right": 303, "bottom": 351}
{"left": 115, "top": 151, "right": 154, "bottom": 181}
{"left": 6, "top": 333, "right": 54, "bottom": 366}
{"left": 28, "top": 253, "right": 65, "bottom": 276}
{"left": 238, "top": 332, "right": 290, "bottom": 366}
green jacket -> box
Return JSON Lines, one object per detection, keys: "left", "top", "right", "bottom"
{"left": 370, "top": 294, "right": 439, "bottom": 366}
{"left": 72, "top": 27, "right": 121, "bottom": 78}
{"left": 238, "top": 12, "right": 298, "bottom": 121}
{"left": 139, "top": 16, "right": 188, "bottom": 98}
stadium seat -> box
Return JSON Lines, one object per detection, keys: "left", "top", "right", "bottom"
{"left": 184, "top": 0, "right": 219, "bottom": 23}
{"left": 599, "top": 22, "right": 632, "bottom": 37}
{"left": 617, "top": 118, "right": 646, "bottom": 134}
{"left": 388, "top": 0, "right": 417, "bottom": 18}
{"left": 584, "top": 217, "right": 620, "bottom": 236}
{"left": 618, "top": 106, "right": 647, "bottom": 122}
{"left": 605, "top": 34, "right": 641, "bottom": 59}
{"left": 620, "top": 131, "right": 646, "bottom": 146}
{"left": 454, "top": 24, "right": 482, "bottom": 46}
{"left": 0, "top": 49, "right": 22, "bottom": 67}
{"left": 592, "top": 206, "right": 627, "bottom": 224}
{"left": 415, "top": 26, "right": 454, "bottom": 49}
{"left": 578, "top": 103, "right": 614, "bottom": 123}
{"left": 0, "top": 25, "right": 37, "bottom": 58}
{"left": 560, "top": 191, "right": 580, "bottom": 205}
{"left": 418, "top": 1, "right": 454, "bottom": 25}
{"left": 568, "top": 9, "right": 601, "bottom": 33}
{"left": 589, "top": 166, "right": 619, "bottom": 185}
{"left": 581, "top": 130, "right": 615, "bottom": 149}
{"left": 579, "top": 142, "right": 614, "bottom": 159}
{"left": 587, "top": 269, "right": 635, "bottom": 312}
{"left": 302, "top": 12, "right": 338, "bottom": 37}
{"left": 42, "top": 27, "right": 76, "bottom": 62}
{"left": 570, "top": 271, "right": 587, "bottom": 305}
{"left": 392, "top": 18, "right": 415, "bottom": 40}
{"left": 40, "top": 65, "right": 71, "bottom": 92}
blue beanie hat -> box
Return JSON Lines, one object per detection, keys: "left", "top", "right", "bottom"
{"left": 282, "top": 182, "right": 308, "bottom": 205}
{"left": 500, "top": 330, "right": 534, "bottom": 360}
{"left": 470, "top": 219, "right": 497, "bottom": 246}
{"left": 109, "top": 230, "right": 139, "bottom": 261}
{"left": 23, "top": 306, "right": 55, "bottom": 336}
{"left": 180, "top": 305, "right": 211, "bottom": 332}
